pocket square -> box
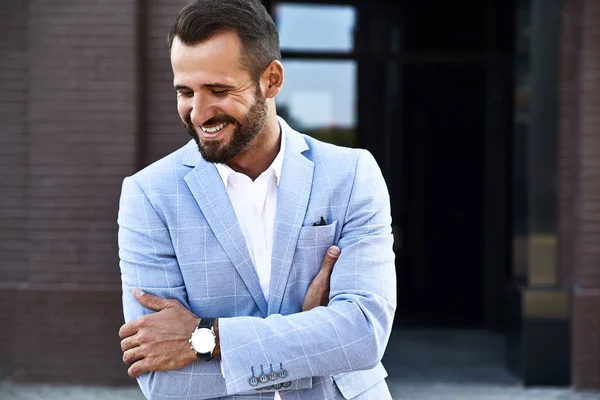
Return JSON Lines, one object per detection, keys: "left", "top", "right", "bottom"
{"left": 313, "top": 216, "right": 327, "bottom": 227}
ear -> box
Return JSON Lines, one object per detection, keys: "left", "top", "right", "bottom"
{"left": 261, "top": 60, "right": 284, "bottom": 99}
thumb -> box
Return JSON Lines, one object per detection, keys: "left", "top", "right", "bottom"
{"left": 320, "top": 246, "right": 340, "bottom": 273}
{"left": 133, "top": 288, "right": 170, "bottom": 311}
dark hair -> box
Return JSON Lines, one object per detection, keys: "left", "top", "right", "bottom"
{"left": 168, "top": 0, "right": 281, "bottom": 82}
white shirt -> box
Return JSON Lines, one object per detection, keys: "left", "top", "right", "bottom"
{"left": 215, "top": 125, "right": 285, "bottom": 400}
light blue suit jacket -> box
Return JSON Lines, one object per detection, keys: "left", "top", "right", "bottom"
{"left": 118, "top": 118, "right": 396, "bottom": 399}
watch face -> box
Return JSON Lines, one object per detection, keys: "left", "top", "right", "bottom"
{"left": 191, "top": 328, "right": 215, "bottom": 354}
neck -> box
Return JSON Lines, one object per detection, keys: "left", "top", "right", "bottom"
{"left": 226, "top": 112, "right": 281, "bottom": 181}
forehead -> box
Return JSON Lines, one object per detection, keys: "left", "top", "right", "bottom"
{"left": 170, "top": 31, "right": 249, "bottom": 86}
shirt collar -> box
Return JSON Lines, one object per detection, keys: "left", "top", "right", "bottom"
{"left": 215, "top": 121, "right": 286, "bottom": 187}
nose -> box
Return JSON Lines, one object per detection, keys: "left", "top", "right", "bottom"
{"left": 189, "top": 92, "right": 215, "bottom": 127}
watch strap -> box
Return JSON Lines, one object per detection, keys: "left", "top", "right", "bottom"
{"left": 198, "top": 317, "right": 215, "bottom": 330}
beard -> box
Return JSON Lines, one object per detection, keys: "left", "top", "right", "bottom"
{"left": 183, "top": 89, "right": 268, "bottom": 164}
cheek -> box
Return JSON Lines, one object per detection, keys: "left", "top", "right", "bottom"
{"left": 177, "top": 101, "right": 192, "bottom": 121}
{"left": 220, "top": 95, "right": 253, "bottom": 115}
{"left": 215, "top": 99, "right": 239, "bottom": 115}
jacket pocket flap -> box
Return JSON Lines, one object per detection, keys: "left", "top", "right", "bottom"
{"left": 332, "top": 363, "right": 388, "bottom": 399}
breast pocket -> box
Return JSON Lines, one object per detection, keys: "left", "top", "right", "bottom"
{"left": 284, "top": 220, "right": 338, "bottom": 310}
{"left": 297, "top": 220, "right": 338, "bottom": 248}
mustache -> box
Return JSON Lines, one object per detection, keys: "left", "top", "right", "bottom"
{"left": 182, "top": 115, "right": 237, "bottom": 133}
{"left": 201, "top": 114, "right": 236, "bottom": 127}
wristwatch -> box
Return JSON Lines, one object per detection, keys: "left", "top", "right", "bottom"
{"left": 189, "top": 318, "right": 216, "bottom": 360}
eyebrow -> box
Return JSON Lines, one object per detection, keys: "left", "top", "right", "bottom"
{"left": 174, "top": 83, "right": 235, "bottom": 91}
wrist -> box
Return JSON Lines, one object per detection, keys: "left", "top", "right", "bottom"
{"left": 212, "top": 318, "right": 221, "bottom": 359}
{"left": 186, "top": 317, "right": 201, "bottom": 362}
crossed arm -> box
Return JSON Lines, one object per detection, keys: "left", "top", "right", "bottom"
{"left": 119, "top": 246, "right": 341, "bottom": 378}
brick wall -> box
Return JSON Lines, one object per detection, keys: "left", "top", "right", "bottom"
{"left": 11, "top": 289, "right": 128, "bottom": 384}
{"left": 0, "top": 0, "right": 28, "bottom": 282}
{"left": 0, "top": 0, "right": 193, "bottom": 385}
{"left": 574, "top": 0, "right": 600, "bottom": 289}
{"left": 145, "top": 0, "right": 188, "bottom": 165}
{"left": 0, "top": 0, "right": 140, "bottom": 384}
{"left": 26, "top": 0, "right": 137, "bottom": 287}
{"left": 560, "top": 0, "right": 600, "bottom": 390}
{"left": 558, "top": 0, "right": 579, "bottom": 289}
{"left": 0, "top": 0, "right": 29, "bottom": 379}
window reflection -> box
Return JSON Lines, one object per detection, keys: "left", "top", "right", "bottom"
{"left": 277, "top": 61, "right": 357, "bottom": 147}
{"left": 275, "top": 3, "right": 356, "bottom": 52}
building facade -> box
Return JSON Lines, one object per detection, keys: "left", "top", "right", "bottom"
{"left": 1, "top": 0, "right": 599, "bottom": 390}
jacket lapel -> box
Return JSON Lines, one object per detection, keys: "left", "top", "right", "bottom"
{"left": 268, "top": 123, "right": 314, "bottom": 315}
{"left": 182, "top": 141, "right": 268, "bottom": 316}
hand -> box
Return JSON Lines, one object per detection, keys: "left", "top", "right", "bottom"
{"left": 119, "top": 289, "right": 200, "bottom": 378}
{"left": 302, "top": 245, "right": 340, "bottom": 312}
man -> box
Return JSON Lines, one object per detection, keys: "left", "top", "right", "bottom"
{"left": 117, "top": 0, "right": 396, "bottom": 398}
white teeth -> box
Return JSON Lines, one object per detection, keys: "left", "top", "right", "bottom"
{"left": 201, "top": 122, "right": 227, "bottom": 134}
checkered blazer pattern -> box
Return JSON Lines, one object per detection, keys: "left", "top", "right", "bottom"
{"left": 118, "top": 118, "right": 396, "bottom": 399}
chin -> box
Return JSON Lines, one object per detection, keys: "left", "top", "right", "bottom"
{"left": 198, "top": 142, "right": 235, "bottom": 164}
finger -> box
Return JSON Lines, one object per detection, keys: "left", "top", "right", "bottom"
{"left": 128, "top": 359, "right": 149, "bottom": 378}
{"left": 320, "top": 246, "right": 340, "bottom": 272}
{"left": 123, "top": 346, "right": 145, "bottom": 365}
{"left": 133, "top": 288, "right": 171, "bottom": 311}
{"left": 119, "top": 322, "right": 137, "bottom": 339}
{"left": 121, "top": 335, "right": 139, "bottom": 352}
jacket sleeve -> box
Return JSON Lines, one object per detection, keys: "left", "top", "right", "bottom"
{"left": 218, "top": 149, "right": 397, "bottom": 395}
{"left": 118, "top": 176, "right": 232, "bottom": 400}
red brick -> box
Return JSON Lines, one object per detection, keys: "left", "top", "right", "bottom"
{"left": 573, "top": 290, "right": 600, "bottom": 389}
{"left": 561, "top": 0, "right": 600, "bottom": 389}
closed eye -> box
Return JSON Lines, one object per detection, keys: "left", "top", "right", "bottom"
{"left": 212, "top": 90, "right": 228, "bottom": 97}
{"left": 177, "top": 90, "right": 193, "bottom": 98}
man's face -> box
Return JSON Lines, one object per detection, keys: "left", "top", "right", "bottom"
{"left": 171, "top": 32, "right": 268, "bottom": 164}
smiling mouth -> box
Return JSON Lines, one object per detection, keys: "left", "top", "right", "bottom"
{"left": 200, "top": 122, "right": 228, "bottom": 135}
